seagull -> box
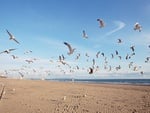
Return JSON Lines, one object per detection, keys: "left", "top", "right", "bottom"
{"left": 92, "top": 59, "right": 95, "bottom": 66}
{"left": 11, "top": 55, "right": 18, "bottom": 59}
{"left": 6, "top": 29, "right": 20, "bottom": 44}
{"left": 115, "top": 50, "right": 119, "bottom": 55}
{"left": 117, "top": 39, "right": 122, "bottom": 43}
{"left": 24, "top": 50, "right": 32, "bottom": 54}
{"left": 85, "top": 53, "right": 89, "bottom": 57}
{"left": 140, "top": 71, "right": 144, "bottom": 75}
{"left": 116, "top": 65, "right": 121, "bottom": 71}
{"left": 25, "top": 59, "right": 34, "bottom": 64}
{"left": 134, "top": 22, "right": 142, "bottom": 32}
{"left": 111, "top": 53, "right": 114, "bottom": 59}
{"left": 18, "top": 72, "right": 24, "bottom": 79}
{"left": 96, "top": 51, "right": 100, "bottom": 58}
{"left": 82, "top": 30, "right": 88, "bottom": 38}
{"left": 0, "top": 48, "right": 16, "bottom": 54}
{"left": 118, "top": 56, "right": 122, "bottom": 60}
{"left": 108, "top": 65, "right": 112, "bottom": 71}
{"left": 126, "top": 54, "right": 129, "bottom": 60}
{"left": 129, "top": 62, "right": 133, "bottom": 68}
{"left": 75, "top": 53, "right": 80, "bottom": 60}
{"left": 88, "top": 67, "right": 93, "bottom": 74}
{"left": 97, "top": 18, "right": 105, "bottom": 28}
{"left": 130, "top": 46, "right": 135, "bottom": 52}
{"left": 101, "top": 52, "right": 104, "bottom": 57}
{"left": 64, "top": 42, "right": 75, "bottom": 55}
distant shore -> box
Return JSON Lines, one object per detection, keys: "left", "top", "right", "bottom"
{"left": 0, "top": 78, "right": 150, "bottom": 113}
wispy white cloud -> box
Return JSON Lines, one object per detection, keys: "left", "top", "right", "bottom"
{"left": 105, "top": 21, "right": 126, "bottom": 36}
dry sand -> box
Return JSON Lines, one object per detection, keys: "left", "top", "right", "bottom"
{"left": 0, "top": 78, "right": 150, "bottom": 113}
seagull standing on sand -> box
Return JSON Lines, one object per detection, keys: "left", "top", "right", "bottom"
{"left": 6, "top": 29, "right": 20, "bottom": 44}
{"left": 64, "top": 42, "right": 75, "bottom": 55}
{"left": 97, "top": 19, "right": 105, "bottom": 28}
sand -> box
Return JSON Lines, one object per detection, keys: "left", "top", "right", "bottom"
{"left": 0, "top": 78, "right": 150, "bottom": 113}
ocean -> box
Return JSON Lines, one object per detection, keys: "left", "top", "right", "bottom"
{"left": 47, "top": 79, "right": 150, "bottom": 85}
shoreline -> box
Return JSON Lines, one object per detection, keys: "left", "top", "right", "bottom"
{"left": 0, "top": 78, "right": 150, "bottom": 113}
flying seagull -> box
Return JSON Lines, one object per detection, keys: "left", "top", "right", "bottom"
{"left": 11, "top": 55, "right": 18, "bottom": 59}
{"left": 82, "top": 30, "right": 88, "bottom": 38}
{"left": 134, "top": 22, "right": 142, "bottom": 32}
{"left": 130, "top": 46, "right": 135, "bottom": 52}
{"left": 0, "top": 48, "right": 16, "bottom": 54}
{"left": 117, "top": 39, "right": 122, "bottom": 43}
{"left": 96, "top": 51, "right": 100, "bottom": 58}
{"left": 97, "top": 19, "right": 105, "bottom": 28}
{"left": 88, "top": 67, "right": 93, "bottom": 74}
{"left": 64, "top": 42, "right": 75, "bottom": 55}
{"left": 6, "top": 29, "right": 20, "bottom": 44}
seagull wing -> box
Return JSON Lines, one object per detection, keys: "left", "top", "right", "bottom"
{"left": 9, "top": 48, "right": 16, "bottom": 51}
{"left": 13, "top": 38, "right": 20, "bottom": 44}
{"left": 89, "top": 67, "right": 93, "bottom": 74}
{"left": 64, "top": 42, "right": 72, "bottom": 53}
{"left": 0, "top": 50, "right": 6, "bottom": 54}
{"left": 6, "top": 29, "right": 13, "bottom": 38}
{"left": 6, "top": 29, "right": 20, "bottom": 44}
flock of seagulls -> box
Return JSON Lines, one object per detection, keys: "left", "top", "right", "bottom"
{"left": 0, "top": 19, "right": 149, "bottom": 79}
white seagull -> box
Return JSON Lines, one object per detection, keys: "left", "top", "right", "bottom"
{"left": 0, "top": 48, "right": 16, "bottom": 54}
{"left": 134, "top": 22, "right": 142, "bottom": 32}
{"left": 82, "top": 30, "right": 88, "bottom": 39}
{"left": 64, "top": 42, "right": 75, "bottom": 55}
{"left": 6, "top": 29, "right": 20, "bottom": 44}
{"left": 97, "top": 18, "right": 105, "bottom": 28}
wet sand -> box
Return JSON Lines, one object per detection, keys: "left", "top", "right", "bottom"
{"left": 0, "top": 78, "right": 150, "bottom": 113}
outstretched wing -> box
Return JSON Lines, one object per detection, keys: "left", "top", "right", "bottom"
{"left": 64, "top": 42, "right": 72, "bottom": 53}
{"left": 13, "top": 38, "right": 20, "bottom": 44}
{"left": 6, "top": 29, "right": 13, "bottom": 38}
{"left": 9, "top": 48, "right": 17, "bottom": 51}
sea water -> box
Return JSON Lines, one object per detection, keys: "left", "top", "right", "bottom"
{"left": 47, "top": 78, "right": 150, "bottom": 85}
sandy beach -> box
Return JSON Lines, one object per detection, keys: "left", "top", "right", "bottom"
{"left": 0, "top": 78, "right": 150, "bottom": 113}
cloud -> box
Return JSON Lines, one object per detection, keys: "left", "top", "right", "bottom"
{"left": 105, "top": 21, "right": 126, "bottom": 36}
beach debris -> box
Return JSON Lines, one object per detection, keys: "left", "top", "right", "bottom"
{"left": 0, "top": 84, "right": 5, "bottom": 101}
{"left": 83, "top": 94, "right": 87, "bottom": 97}
{"left": 64, "top": 42, "right": 75, "bottom": 55}
{"left": 6, "top": 29, "right": 20, "bottom": 44}
{"left": 63, "top": 96, "right": 66, "bottom": 100}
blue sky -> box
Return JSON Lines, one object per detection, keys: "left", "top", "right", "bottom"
{"left": 0, "top": 0, "right": 150, "bottom": 79}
